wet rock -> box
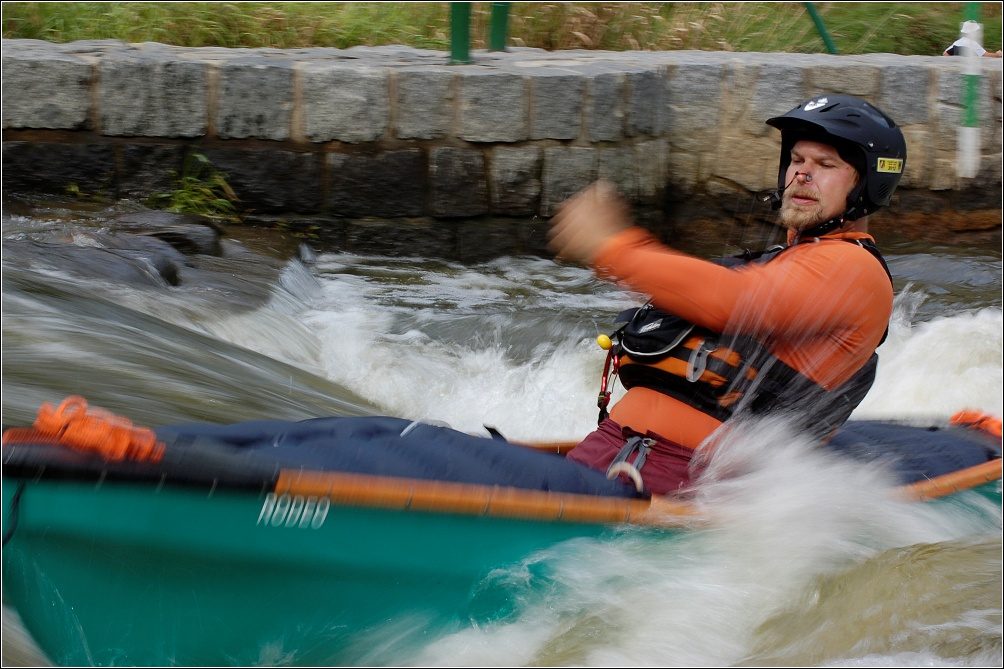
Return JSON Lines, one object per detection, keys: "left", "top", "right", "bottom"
{"left": 109, "top": 210, "right": 224, "bottom": 256}
{"left": 3, "top": 238, "right": 180, "bottom": 287}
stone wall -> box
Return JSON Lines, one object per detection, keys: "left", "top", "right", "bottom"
{"left": 2, "top": 38, "right": 1002, "bottom": 246}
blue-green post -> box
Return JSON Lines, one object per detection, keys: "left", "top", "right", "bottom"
{"left": 489, "top": 3, "right": 510, "bottom": 51}
{"left": 803, "top": 2, "right": 838, "bottom": 54}
{"left": 450, "top": 2, "right": 472, "bottom": 64}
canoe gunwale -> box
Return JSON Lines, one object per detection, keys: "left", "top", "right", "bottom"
{"left": 3, "top": 438, "right": 1000, "bottom": 529}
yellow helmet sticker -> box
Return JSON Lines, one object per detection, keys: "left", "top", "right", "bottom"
{"left": 876, "top": 158, "right": 903, "bottom": 173}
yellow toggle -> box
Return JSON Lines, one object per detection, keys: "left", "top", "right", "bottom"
{"left": 597, "top": 334, "right": 612, "bottom": 350}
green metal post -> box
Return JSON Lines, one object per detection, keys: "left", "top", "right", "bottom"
{"left": 450, "top": 2, "right": 472, "bottom": 64}
{"left": 489, "top": 3, "right": 510, "bottom": 52}
{"left": 803, "top": 2, "right": 838, "bottom": 54}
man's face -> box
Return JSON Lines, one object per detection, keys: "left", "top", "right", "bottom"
{"left": 779, "top": 140, "right": 860, "bottom": 232}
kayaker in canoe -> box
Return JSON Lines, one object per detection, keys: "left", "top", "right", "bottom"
{"left": 547, "top": 94, "right": 906, "bottom": 495}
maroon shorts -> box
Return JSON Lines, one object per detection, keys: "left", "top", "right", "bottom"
{"left": 566, "top": 418, "right": 701, "bottom": 495}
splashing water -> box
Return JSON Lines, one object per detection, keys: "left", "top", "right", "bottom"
{"left": 2, "top": 205, "right": 1000, "bottom": 667}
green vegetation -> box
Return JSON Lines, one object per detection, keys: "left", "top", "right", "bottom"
{"left": 2, "top": 2, "right": 1000, "bottom": 56}
{"left": 144, "top": 152, "right": 240, "bottom": 221}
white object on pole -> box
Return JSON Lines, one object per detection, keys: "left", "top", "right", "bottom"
{"left": 956, "top": 20, "right": 982, "bottom": 179}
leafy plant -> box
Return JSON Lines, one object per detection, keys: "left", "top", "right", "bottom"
{"left": 146, "top": 152, "right": 240, "bottom": 221}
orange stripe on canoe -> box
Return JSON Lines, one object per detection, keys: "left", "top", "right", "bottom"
{"left": 276, "top": 458, "right": 1002, "bottom": 528}
{"left": 275, "top": 469, "right": 702, "bottom": 529}
{"left": 899, "top": 459, "right": 1003, "bottom": 502}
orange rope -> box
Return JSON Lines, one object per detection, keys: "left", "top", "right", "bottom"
{"left": 949, "top": 409, "right": 1003, "bottom": 439}
{"left": 27, "top": 396, "right": 165, "bottom": 463}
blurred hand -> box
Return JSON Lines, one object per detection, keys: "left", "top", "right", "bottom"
{"left": 547, "top": 180, "right": 632, "bottom": 266}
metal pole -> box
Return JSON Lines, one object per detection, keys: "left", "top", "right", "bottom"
{"left": 803, "top": 2, "right": 838, "bottom": 54}
{"left": 957, "top": 2, "right": 982, "bottom": 178}
{"left": 450, "top": 2, "right": 472, "bottom": 64}
{"left": 489, "top": 3, "right": 510, "bottom": 52}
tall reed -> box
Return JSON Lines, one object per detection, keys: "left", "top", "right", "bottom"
{"left": 1, "top": 2, "right": 1000, "bottom": 56}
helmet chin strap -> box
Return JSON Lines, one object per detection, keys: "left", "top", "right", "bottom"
{"left": 795, "top": 214, "right": 846, "bottom": 240}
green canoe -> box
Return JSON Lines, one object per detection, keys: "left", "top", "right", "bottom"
{"left": 3, "top": 397, "right": 1000, "bottom": 666}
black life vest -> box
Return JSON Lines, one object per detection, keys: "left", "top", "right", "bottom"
{"left": 601, "top": 238, "right": 892, "bottom": 440}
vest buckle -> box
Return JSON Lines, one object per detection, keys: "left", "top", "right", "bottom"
{"left": 687, "top": 338, "right": 716, "bottom": 382}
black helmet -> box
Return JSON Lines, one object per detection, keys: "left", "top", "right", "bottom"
{"left": 766, "top": 94, "right": 907, "bottom": 221}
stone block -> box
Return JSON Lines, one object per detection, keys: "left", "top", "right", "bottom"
{"left": 2, "top": 45, "right": 92, "bottom": 129}
{"left": 394, "top": 67, "right": 454, "bottom": 139}
{"left": 328, "top": 149, "right": 425, "bottom": 217}
{"left": 879, "top": 64, "right": 931, "bottom": 125}
{"left": 972, "top": 152, "right": 1003, "bottom": 193}
{"left": 899, "top": 125, "right": 928, "bottom": 189}
{"left": 453, "top": 219, "right": 517, "bottom": 260}
{"left": 457, "top": 68, "right": 528, "bottom": 142}
{"left": 745, "top": 63, "right": 808, "bottom": 136}
{"left": 429, "top": 147, "right": 488, "bottom": 217}
{"left": 215, "top": 57, "right": 295, "bottom": 140}
{"left": 202, "top": 147, "right": 322, "bottom": 213}
{"left": 627, "top": 67, "right": 666, "bottom": 137}
{"left": 1, "top": 142, "right": 115, "bottom": 196}
{"left": 490, "top": 146, "right": 542, "bottom": 216}
{"left": 666, "top": 62, "right": 723, "bottom": 152}
{"left": 807, "top": 61, "right": 881, "bottom": 98}
{"left": 344, "top": 218, "right": 456, "bottom": 258}
{"left": 929, "top": 156, "right": 959, "bottom": 191}
{"left": 635, "top": 139, "right": 669, "bottom": 200}
{"left": 303, "top": 63, "right": 389, "bottom": 143}
{"left": 666, "top": 151, "right": 700, "bottom": 197}
{"left": 584, "top": 67, "right": 624, "bottom": 142}
{"left": 117, "top": 144, "right": 186, "bottom": 199}
{"left": 598, "top": 145, "right": 640, "bottom": 202}
{"left": 934, "top": 67, "right": 998, "bottom": 153}
{"left": 540, "top": 146, "right": 598, "bottom": 215}
{"left": 528, "top": 69, "right": 584, "bottom": 140}
{"left": 99, "top": 50, "right": 208, "bottom": 137}
{"left": 711, "top": 133, "right": 778, "bottom": 192}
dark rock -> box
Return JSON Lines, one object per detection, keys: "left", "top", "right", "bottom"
{"left": 201, "top": 148, "right": 324, "bottom": 214}
{"left": 110, "top": 210, "right": 223, "bottom": 256}
{"left": 2, "top": 142, "right": 116, "bottom": 197}
{"left": 327, "top": 150, "right": 426, "bottom": 218}
{"left": 117, "top": 144, "right": 186, "bottom": 200}
{"left": 429, "top": 147, "right": 488, "bottom": 218}
{"left": 2, "top": 238, "right": 179, "bottom": 287}
{"left": 343, "top": 217, "right": 455, "bottom": 257}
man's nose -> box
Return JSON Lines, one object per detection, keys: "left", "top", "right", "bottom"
{"left": 794, "top": 171, "right": 812, "bottom": 183}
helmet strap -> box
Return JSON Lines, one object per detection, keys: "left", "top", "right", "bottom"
{"left": 796, "top": 214, "right": 846, "bottom": 241}
{"left": 794, "top": 180, "right": 871, "bottom": 241}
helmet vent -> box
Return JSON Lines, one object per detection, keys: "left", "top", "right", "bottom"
{"left": 876, "top": 183, "right": 890, "bottom": 200}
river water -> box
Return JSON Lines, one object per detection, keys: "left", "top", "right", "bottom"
{"left": 2, "top": 199, "right": 1001, "bottom": 667}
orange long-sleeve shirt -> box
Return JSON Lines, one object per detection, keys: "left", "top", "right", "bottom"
{"left": 593, "top": 227, "right": 894, "bottom": 449}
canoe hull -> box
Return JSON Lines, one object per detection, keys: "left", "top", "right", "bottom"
{"left": 2, "top": 481, "right": 623, "bottom": 666}
{"left": 3, "top": 405, "right": 1000, "bottom": 666}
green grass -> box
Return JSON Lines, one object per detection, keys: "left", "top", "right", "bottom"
{"left": 2, "top": 2, "right": 1000, "bottom": 56}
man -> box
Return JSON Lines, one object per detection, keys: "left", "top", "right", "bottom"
{"left": 547, "top": 94, "right": 906, "bottom": 496}
{"left": 942, "top": 20, "right": 1002, "bottom": 57}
